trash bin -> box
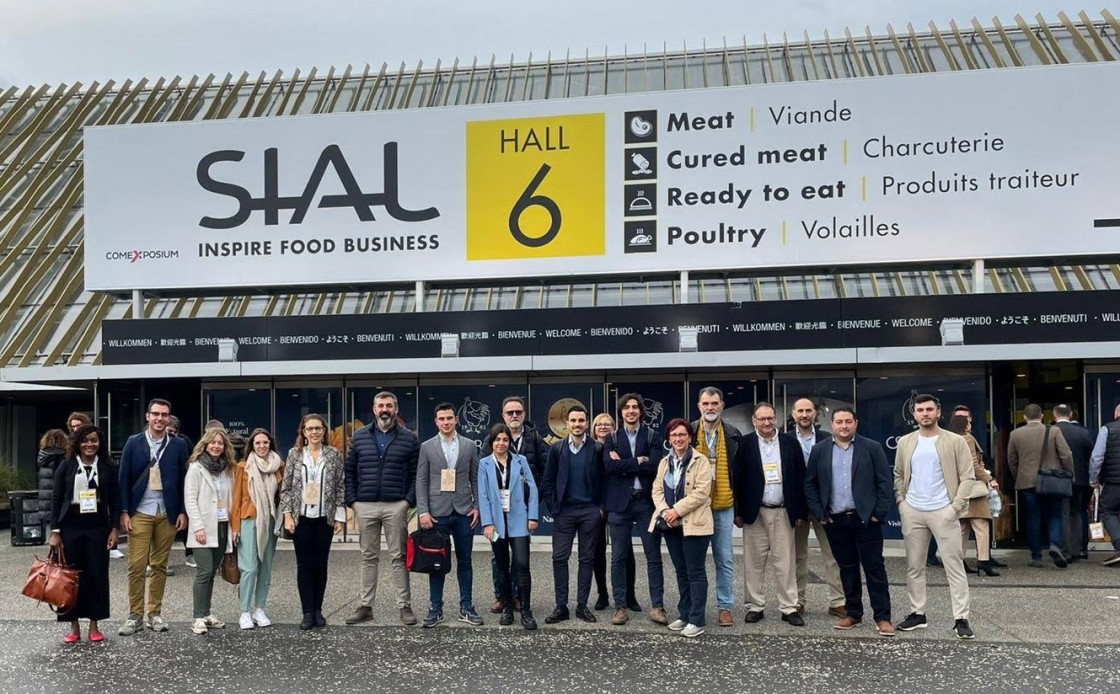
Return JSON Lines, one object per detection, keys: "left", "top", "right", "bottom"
{"left": 8, "top": 490, "right": 45, "bottom": 546}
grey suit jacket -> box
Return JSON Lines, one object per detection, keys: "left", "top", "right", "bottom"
{"left": 417, "top": 434, "right": 479, "bottom": 518}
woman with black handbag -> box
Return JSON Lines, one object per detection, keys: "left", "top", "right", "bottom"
{"left": 649, "top": 418, "right": 713, "bottom": 638}
{"left": 48, "top": 424, "right": 121, "bottom": 643}
{"left": 184, "top": 428, "right": 238, "bottom": 635}
{"left": 478, "top": 423, "right": 539, "bottom": 630}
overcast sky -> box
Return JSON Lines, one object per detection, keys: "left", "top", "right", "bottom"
{"left": 0, "top": 1, "right": 1085, "bottom": 88}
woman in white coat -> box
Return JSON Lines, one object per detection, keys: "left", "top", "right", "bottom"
{"left": 185, "top": 427, "right": 238, "bottom": 635}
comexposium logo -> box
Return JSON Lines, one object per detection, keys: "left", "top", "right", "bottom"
{"left": 104, "top": 249, "right": 181, "bottom": 263}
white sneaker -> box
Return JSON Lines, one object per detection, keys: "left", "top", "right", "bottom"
{"left": 109, "top": 549, "right": 125, "bottom": 559}
{"left": 239, "top": 612, "right": 255, "bottom": 630}
{"left": 668, "top": 619, "right": 686, "bottom": 631}
{"left": 191, "top": 618, "right": 208, "bottom": 635}
{"left": 202, "top": 615, "right": 225, "bottom": 629}
{"left": 118, "top": 617, "right": 142, "bottom": 636}
{"left": 681, "top": 624, "right": 705, "bottom": 638}
{"left": 148, "top": 615, "right": 169, "bottom": 632}
{"left": 252, "top": 608, "right": 272, "bottom": 628}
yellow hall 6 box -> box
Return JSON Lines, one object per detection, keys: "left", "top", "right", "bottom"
{"left": 467, "top": 113, "right": 605, "bottom": 260}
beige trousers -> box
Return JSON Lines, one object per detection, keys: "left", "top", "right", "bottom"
{"left": 795, "top": 517, "right": 845, "bottom": 608}
{"left": 900, "top": 501, "right": 970, "bottom": 620}
{"left": 353, "top": 500, "right": 412, "bottom": 608}
{"left": 960, "top": 518, "right": 991, "bottom": 561}
{"left": 743, "top": 507, "right": 798, "bottom": 615}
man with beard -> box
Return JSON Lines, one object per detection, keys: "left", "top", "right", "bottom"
{"left": 344, "top": 391, "right": 420, "bottom": 626}
{"left": 788, "top": 398, "right": 845, "bottom": 617}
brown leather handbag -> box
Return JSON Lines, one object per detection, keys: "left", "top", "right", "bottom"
{"left": 23, "top": 546, "right": 80, "bottom": 612}
{"left": 220, "top": 552, "right": 240, "bottom": 585}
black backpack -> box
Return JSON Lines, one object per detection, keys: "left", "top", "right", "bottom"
{"left": 406, "top": 527, "right": 452, "bottom": 574}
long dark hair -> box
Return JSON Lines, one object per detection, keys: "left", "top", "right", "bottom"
{"left": 67, "top": 424, "right": 110, "bottom": 463}
{"left": 947, "top": 414, "right": 970, "bottom": 437}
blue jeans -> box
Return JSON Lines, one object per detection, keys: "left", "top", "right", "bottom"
{"left": 665, "top": 533, "right": 711, "bottom": 626}
{"left": 711, "top": 507, "right": 735, "bottom": 610}
{"left": 1019, "top": 488, "right": 1065, "bottom": 560}
{"left": 608, "top": 497, "right": 663, "bottom": 608}
{"left": 428, "top": 512, "right": 475, "bottom": 613}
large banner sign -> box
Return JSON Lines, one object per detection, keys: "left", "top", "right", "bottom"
{"left": 83, "top": 63, "right": 1120, "bottom": 291}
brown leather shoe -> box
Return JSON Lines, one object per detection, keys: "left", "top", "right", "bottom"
{"left": 649, "top": 607, "right": 668, "bottom": 625}
{"left": 718, "top": 609, "right": 733, "bottom": 627}
{"left": 490, "top": 599, "right": 505, "bottom": 614}
{"left": 833, "top": 616, "right": 862, "bottom": 630}
{"left": 611, "top": 608, "right": 629, "bottom": 625}
{"left": 827, "top": 606, "right": 848, "bottom": 618}
{"left": 876, "top": 620, "right": 896, "bottom": 637}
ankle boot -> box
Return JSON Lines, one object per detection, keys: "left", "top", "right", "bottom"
{"left": 500, "top": 605, "right": 514, "bottom": 626}
{"left": 977, "top": 560, "right": 1001, "bottom": 577}
{"left": 521, "top": 609, "right": 537, "bottom": 630}
{"left": 964, "top": 561, "right": 978, "bottom": 574}
{"left": 988, "top": 557, "right": 1008, "bottom": 568}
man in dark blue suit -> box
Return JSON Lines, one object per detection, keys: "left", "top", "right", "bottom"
{"left": 1054, "top": 404, "right": 1095, "bottom": 560}
{"left": 603, "top": 393, "right": 666, "bottom": 626}
{"left": 805, "top": 407, "right": 895, "bottom": 636}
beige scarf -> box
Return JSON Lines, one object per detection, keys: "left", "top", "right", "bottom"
{"left": 246, "top": 450, "right": 282, "bottom": 560}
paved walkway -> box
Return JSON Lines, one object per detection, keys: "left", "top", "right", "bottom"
{"left": 5, "top": 540, "right": 1120, "bottom": 692}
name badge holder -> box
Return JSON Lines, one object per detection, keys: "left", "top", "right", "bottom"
{"left": 79, "top": 489, "right": 98, "bottom": 514}
{"left": 440, "top": 468, "right": 457, "bottom": 493}
{"left": 499, "top": 489, "right": 512, "bottom": 513}
{"left": 763, "top": 462, "right": 781, "bottom": 484}
{"left": 217, "top": 496, "right": 229, "bottom": 522}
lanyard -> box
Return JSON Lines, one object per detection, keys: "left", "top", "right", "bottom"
{"left": 496, "top": 459, "right": 510, "bottom": 489}
{"left": 147, "top": 434, "right": 168, "bottom": 466}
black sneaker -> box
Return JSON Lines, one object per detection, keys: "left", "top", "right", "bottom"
{"left": 953, "top": 619, "right": 975, "bottom": 639}
{"left": 458, "top": 607, "right": 484, "bottom": 626}
{"left": 1049, "top": 544, "right": 1068, "bottom": 569}
{"left": 896, "top": 612, "right": 928, "bottom": 631}
{"left": 422, "top": 610, "right": 444, "bottom": 629}
{"left": 1102, "top": 552, "right": 1120, "bottom": 567}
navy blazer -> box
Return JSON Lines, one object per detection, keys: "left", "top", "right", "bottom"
{"left": 51, "top": 457, "right": 122, "bottom": 531}
{"left": 541, "top": 438, "right": 605, "bottom": 517}
{"left": 733, "top": 432, "right": 806, "bottom": 527}
{"left": 1056, "top": 421, "right": 1095, "bottom": 487}
{"left": 118, "top": 432, "right": 189, "bottom": 520}
{"left": 804, "top": 434, "right": 893, "bottom": 525}
{"left": 602, "top": 425, "right": 660, "bottom": 512}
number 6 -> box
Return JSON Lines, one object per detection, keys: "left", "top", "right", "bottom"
{"left": 509, "top": 164, "right": 561, "bottom": 247}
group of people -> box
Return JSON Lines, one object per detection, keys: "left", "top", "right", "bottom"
{"left": 43, "top": 388, "right": 1120, "bottom": 644}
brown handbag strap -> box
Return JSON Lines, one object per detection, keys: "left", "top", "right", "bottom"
{"left": 50, "top": 544, "right": 67, "bottom": 567}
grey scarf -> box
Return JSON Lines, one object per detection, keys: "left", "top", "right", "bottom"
{"left": 197, "top": 451, "right": 226, "bottom": 475}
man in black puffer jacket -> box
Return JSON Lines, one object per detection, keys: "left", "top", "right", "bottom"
{"left": 344, "top": 391, "right": 420, "bottom": 626}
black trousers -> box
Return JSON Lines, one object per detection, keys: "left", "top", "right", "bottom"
{"left": 293, "top": 516, "right": 333, "bottom": 614}
{"left": 58, "top": 509, "right": 111, "bottom": 622}
{"left": 1066, "top": 485, "right": 1092, "bottom": 555}
{"left": 552, "top": 505, "right": 601, "bottom": 608}
{"left": 493, "top": 535, "right": 532, "bottom": 608}
{"left": 824, "top": 513, "right": 891, "bottom": 623}
{"left": 596, "top": 511, "right": 636, "bottom": 601}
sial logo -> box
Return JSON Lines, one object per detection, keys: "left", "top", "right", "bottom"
{"left": 196, "top": 142, "right": 440, "bottom": 230}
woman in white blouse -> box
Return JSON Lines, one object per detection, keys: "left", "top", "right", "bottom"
{"left": 185, "top": 427, "right": 239, "bottom": 635}
{"left": 278, "top": 413, "right": 346, "bottom": 630}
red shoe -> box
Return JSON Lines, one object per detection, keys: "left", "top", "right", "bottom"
{"left": 63, "top": 633, "right": 81, "bottom": 644}
{"left": 89, "top": 632, "right": 105, "bottom": 643}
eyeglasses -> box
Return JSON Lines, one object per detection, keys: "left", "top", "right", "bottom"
{"left": 753, "top": 416, "right": 776, "bottom": 422}
{"left": 503, "top": 410, "right": 524, "bottom": 417}
{"left": 303, "top": 426, "right": 325, "bottom": 432}
{"left": 148, "top": 412, "right": 171, "bottom": 418}
{"left": 668, "top": 432, "right": 690, "bottom": 439}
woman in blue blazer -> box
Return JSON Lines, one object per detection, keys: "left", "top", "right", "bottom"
{"left": 479, "top": 423, "right": 539, "bottom": 630}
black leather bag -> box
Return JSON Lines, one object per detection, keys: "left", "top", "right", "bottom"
{"left": 1035, "top": 426, "right": 1073, "bottom": 498}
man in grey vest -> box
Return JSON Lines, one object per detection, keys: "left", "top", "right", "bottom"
{"left": 1090, "top": 403, "right": 1120, "bottom": 567}
{"left": 416, "top": 402, "right": 482, "bottom": 627}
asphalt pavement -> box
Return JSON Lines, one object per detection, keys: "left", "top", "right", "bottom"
{"left": 4, "top": 538, "right": 1120, "bottom": 693}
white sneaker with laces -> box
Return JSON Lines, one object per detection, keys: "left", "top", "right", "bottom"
{"left": 148, "top": 615, "right": 169, "bottom": 632}
{"left": 239, "top": 612, "right": 254, "bottom": 630}
{"left": 668, "top": 619, "right": 686, "bottom": 631}
{"left": 202, "top": 615, "right": 225, "bottom": 629}
{"left": 681, "top": 624, "right": 705, "bottom": 638}
{"left": 109, "top": 549, "right": 125, "bottom": 559}
{"left": 252, "top": 608, "right": 272, "bottom": 627}
{"left": 192, "top": 618, "right": 208, "bottom": 635}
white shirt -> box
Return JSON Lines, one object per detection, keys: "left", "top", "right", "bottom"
{"left": 72, "top": 457, "right": 99, "bottom": 505}
{"left": 905, "top": 435, "right": 952, "bottom": 512}
{"left": 440, "top": 434, "right": 460, "bottom": 469}
{"left": 758, "top": 434, "right": 784, "bottom": 506}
